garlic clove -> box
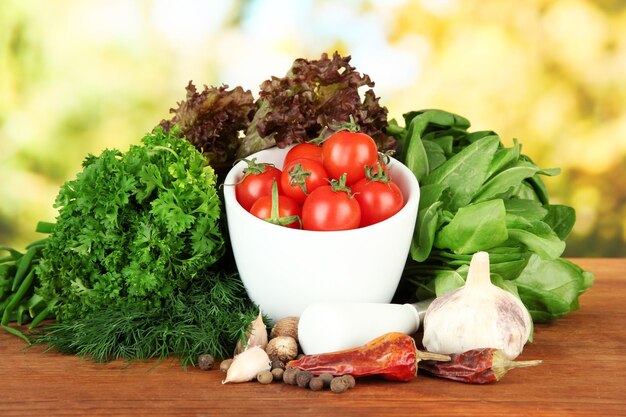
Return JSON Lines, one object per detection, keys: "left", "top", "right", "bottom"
{"left": 235, "top": 309, "right": 268, "bottom": 354}
{"left": 422, "top": 251, "right": 532, "bottom": 360}
{"left": 222, "top": 346, "right": 272, "bottom": 384}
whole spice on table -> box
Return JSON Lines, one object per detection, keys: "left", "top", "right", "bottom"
{"left": 319, "top": 373, "right": 334, "bottom": 387}
{"left": 330, "top": 377, "right": 351, "bottom": 393}
{"left": 271, "top": 367, "right": 284, "bottom": 381}
{"left": 266, "top": 335, "right": 298, "bottom": 362}
{"left": 418, "top": 347, "right": 542, "bottom": 384}
{"left": 340, "top": 374, "right": 356, "bottom": 389}
{"left": 309, "top": 377, "right": 324, "bottom": 391}
{"left": 296, "top": 370, "right": 314, "bottom": 388}
{"left": 282, "top": 367, "right": 299, "bottom": 385}
{"left": 197, "top": 354, "right": 215, "bottom": 371}
{"left": 287, "top": 332, "right": 449, "bottom": 382}
{"left": 271, "top": 359, "right": 285, "bottom": 370}
{"left": 270, "top": 316, "right": 300, "bottom": 342}
{"left": 256, "top": 370, "right": 274, "bottom": 384}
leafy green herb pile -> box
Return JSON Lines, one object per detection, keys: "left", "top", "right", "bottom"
{"left": 37, "top": 127, "right": 224, "bottom": 321}
{"left": 33, "top": 272, "right": 253, "bottom": 363}
{"left": 30, "top": 127, "right": 257, "bottom": 364}
{"left": 389, "top": 110, "right": 594, "bottom": 321}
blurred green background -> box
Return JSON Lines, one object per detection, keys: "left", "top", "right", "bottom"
{"left": 1, "top": 0, "right": 625, "bottom": 256}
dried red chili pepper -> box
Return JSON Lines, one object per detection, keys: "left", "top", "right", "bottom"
{"left": 287, "top": 332, "right": 449, "bottom": 382}
{"left": 418, "top": 347, "right": 542, "bottom": 384}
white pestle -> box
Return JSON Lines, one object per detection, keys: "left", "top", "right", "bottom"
{"left": 298, "top": 299, "right": 433, "bottom": 354}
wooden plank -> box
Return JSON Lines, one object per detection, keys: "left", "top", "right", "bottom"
{"left": 1, "top": 258, "right": 625, "bottom": 417}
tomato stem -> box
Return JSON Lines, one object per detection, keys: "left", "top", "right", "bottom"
{"left": 265, "top": 180, "right": 302, "bottom": 228}
{"left": 287, "top": 163, "right": 311, "bottom": 195}
{"left": 309, "top": 127, "right": 328, "bottom": 145}
{"left": 379, "top": 151, "right": 394, "bottom": 165}
{"left": 364, "top": 162, "right": 391, "bottom": 183}
{"left": 330, "top": 174, "right": 355, "bottom": 198}
{"left": 329, "top": 114, "right": 360, "bottom": 133}
{"left": 224, "top": 158, "right": 276, "bottom": 188}
{"left": 239, "top": 158, "right": 273, "bottom": 177}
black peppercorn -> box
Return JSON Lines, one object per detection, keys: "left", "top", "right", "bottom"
{"left": 330, "top": 377, "right": 350, "bottom": 393}
{"left": 271, "top": 367, "right": 284, "bottom": 381}
{"left": 319, "top": 373, "right": 334, "bottom": 388}
{"left": 283, "top": 367, "right": 299, "bottom": 385}
{"left": 309, "top": 377, "right": 324, "bottom": 391}
{"left": 296, "top": 370, "right": 313, "bottom": 388}
{"left": 197, "top": 354, "right": 215, "bottom": 371}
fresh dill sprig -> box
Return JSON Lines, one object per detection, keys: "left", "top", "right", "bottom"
{"left": 30, "top": 271, "right": 257, "bottom": 367}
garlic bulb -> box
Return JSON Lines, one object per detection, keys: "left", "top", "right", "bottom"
{"left": 235, "top": 309, "right": 268, "bottom": 354}
{"left": 422, "top": 251, "right": 532, "bottom": 360}
{"left": 222, "top": 346, "right": 271, "bottom": 384}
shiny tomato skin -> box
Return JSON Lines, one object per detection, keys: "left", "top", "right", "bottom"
{"left": 322, "top": 131, "right": 378, "bottom": 185}
{"left": 301, "top": 186, "right": 361, "bottom": 231}
{"left": 280, "top": 158, "right": 329, "bottom": 205}
{"left": 249, "top": 194, "right": 302, "bottom": 229}
{"left": 235, "top": 165, "right": 283, "bottom": 212}
{"left": 283, "top": 143, "right": 324, "bottom": 166}
{"left": 352, "top": 179, "right": 404, "bottom": 227}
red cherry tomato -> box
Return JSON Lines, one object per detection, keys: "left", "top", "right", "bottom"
{"left": 280, "top": 158, "right": 329, "bottom": 205}
{"left": 322, "top": 130, "right": 378, "bottom": 185}
{"left": 283, "top": 143, "right": 324, "bottom": 167}
{"left": 352, "top": 177, "right": 404, "bottom": 227}
{"left": 302, "top": 178, "right": 361, "bottom": 231}
{"left": 235, "top": 159, "right": 282, "bottom": 212}
{"left": 250, "top": 192, "right": 302, "bottom": 229}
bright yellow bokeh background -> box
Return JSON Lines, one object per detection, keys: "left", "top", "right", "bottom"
{"left": 1, "top": 0, "right": 625, "bottom": 256}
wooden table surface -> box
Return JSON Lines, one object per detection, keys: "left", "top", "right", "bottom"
{"left": 2, "top": 258, "right": 625, "bottom": 417}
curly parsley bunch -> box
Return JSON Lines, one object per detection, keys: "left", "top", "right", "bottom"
{"left": 37, "top": 127, "right": 225, "bottom": 322}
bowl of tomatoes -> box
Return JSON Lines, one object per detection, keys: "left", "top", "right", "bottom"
{"left": 223, "top": 131, "right": 420, "bottom": 323}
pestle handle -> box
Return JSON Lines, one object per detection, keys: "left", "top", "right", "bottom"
{"left": 298, "top": 300, "right": 433, "bottom": 355}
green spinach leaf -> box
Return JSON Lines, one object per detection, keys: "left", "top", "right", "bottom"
{"left": 504, "top": 199, "right": 548, "bottom": 223}
{"left": 514, "top": 255, "right": 594, "bottom": 321}
{"left": 485, "top": 139, "right": 521, "bottom": 180}
{"left": 393, "top": 107, "right": 593, "bottom": 323}
{"left": 473, "top": 165, "right": 539, "bottom": 203}
{"left": 423, "top": 135, "right": 500, "bottom": 210}
{"left": 411, "top": 201, "right": 443, "bottom": 262}
{"left": 507, "top": 221, "right": 566, "bottom": 260}
{"left": 543, "top": 204, "right": 576, "bottom": 240}
{"left": 433, "top": 270, "right": 465, "bottom": 296}
{"left": 434, "top": 199, "right": 508, "bottom": 254}
{"left": 422, "top": 140, "right": 447, "bottom": 172}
